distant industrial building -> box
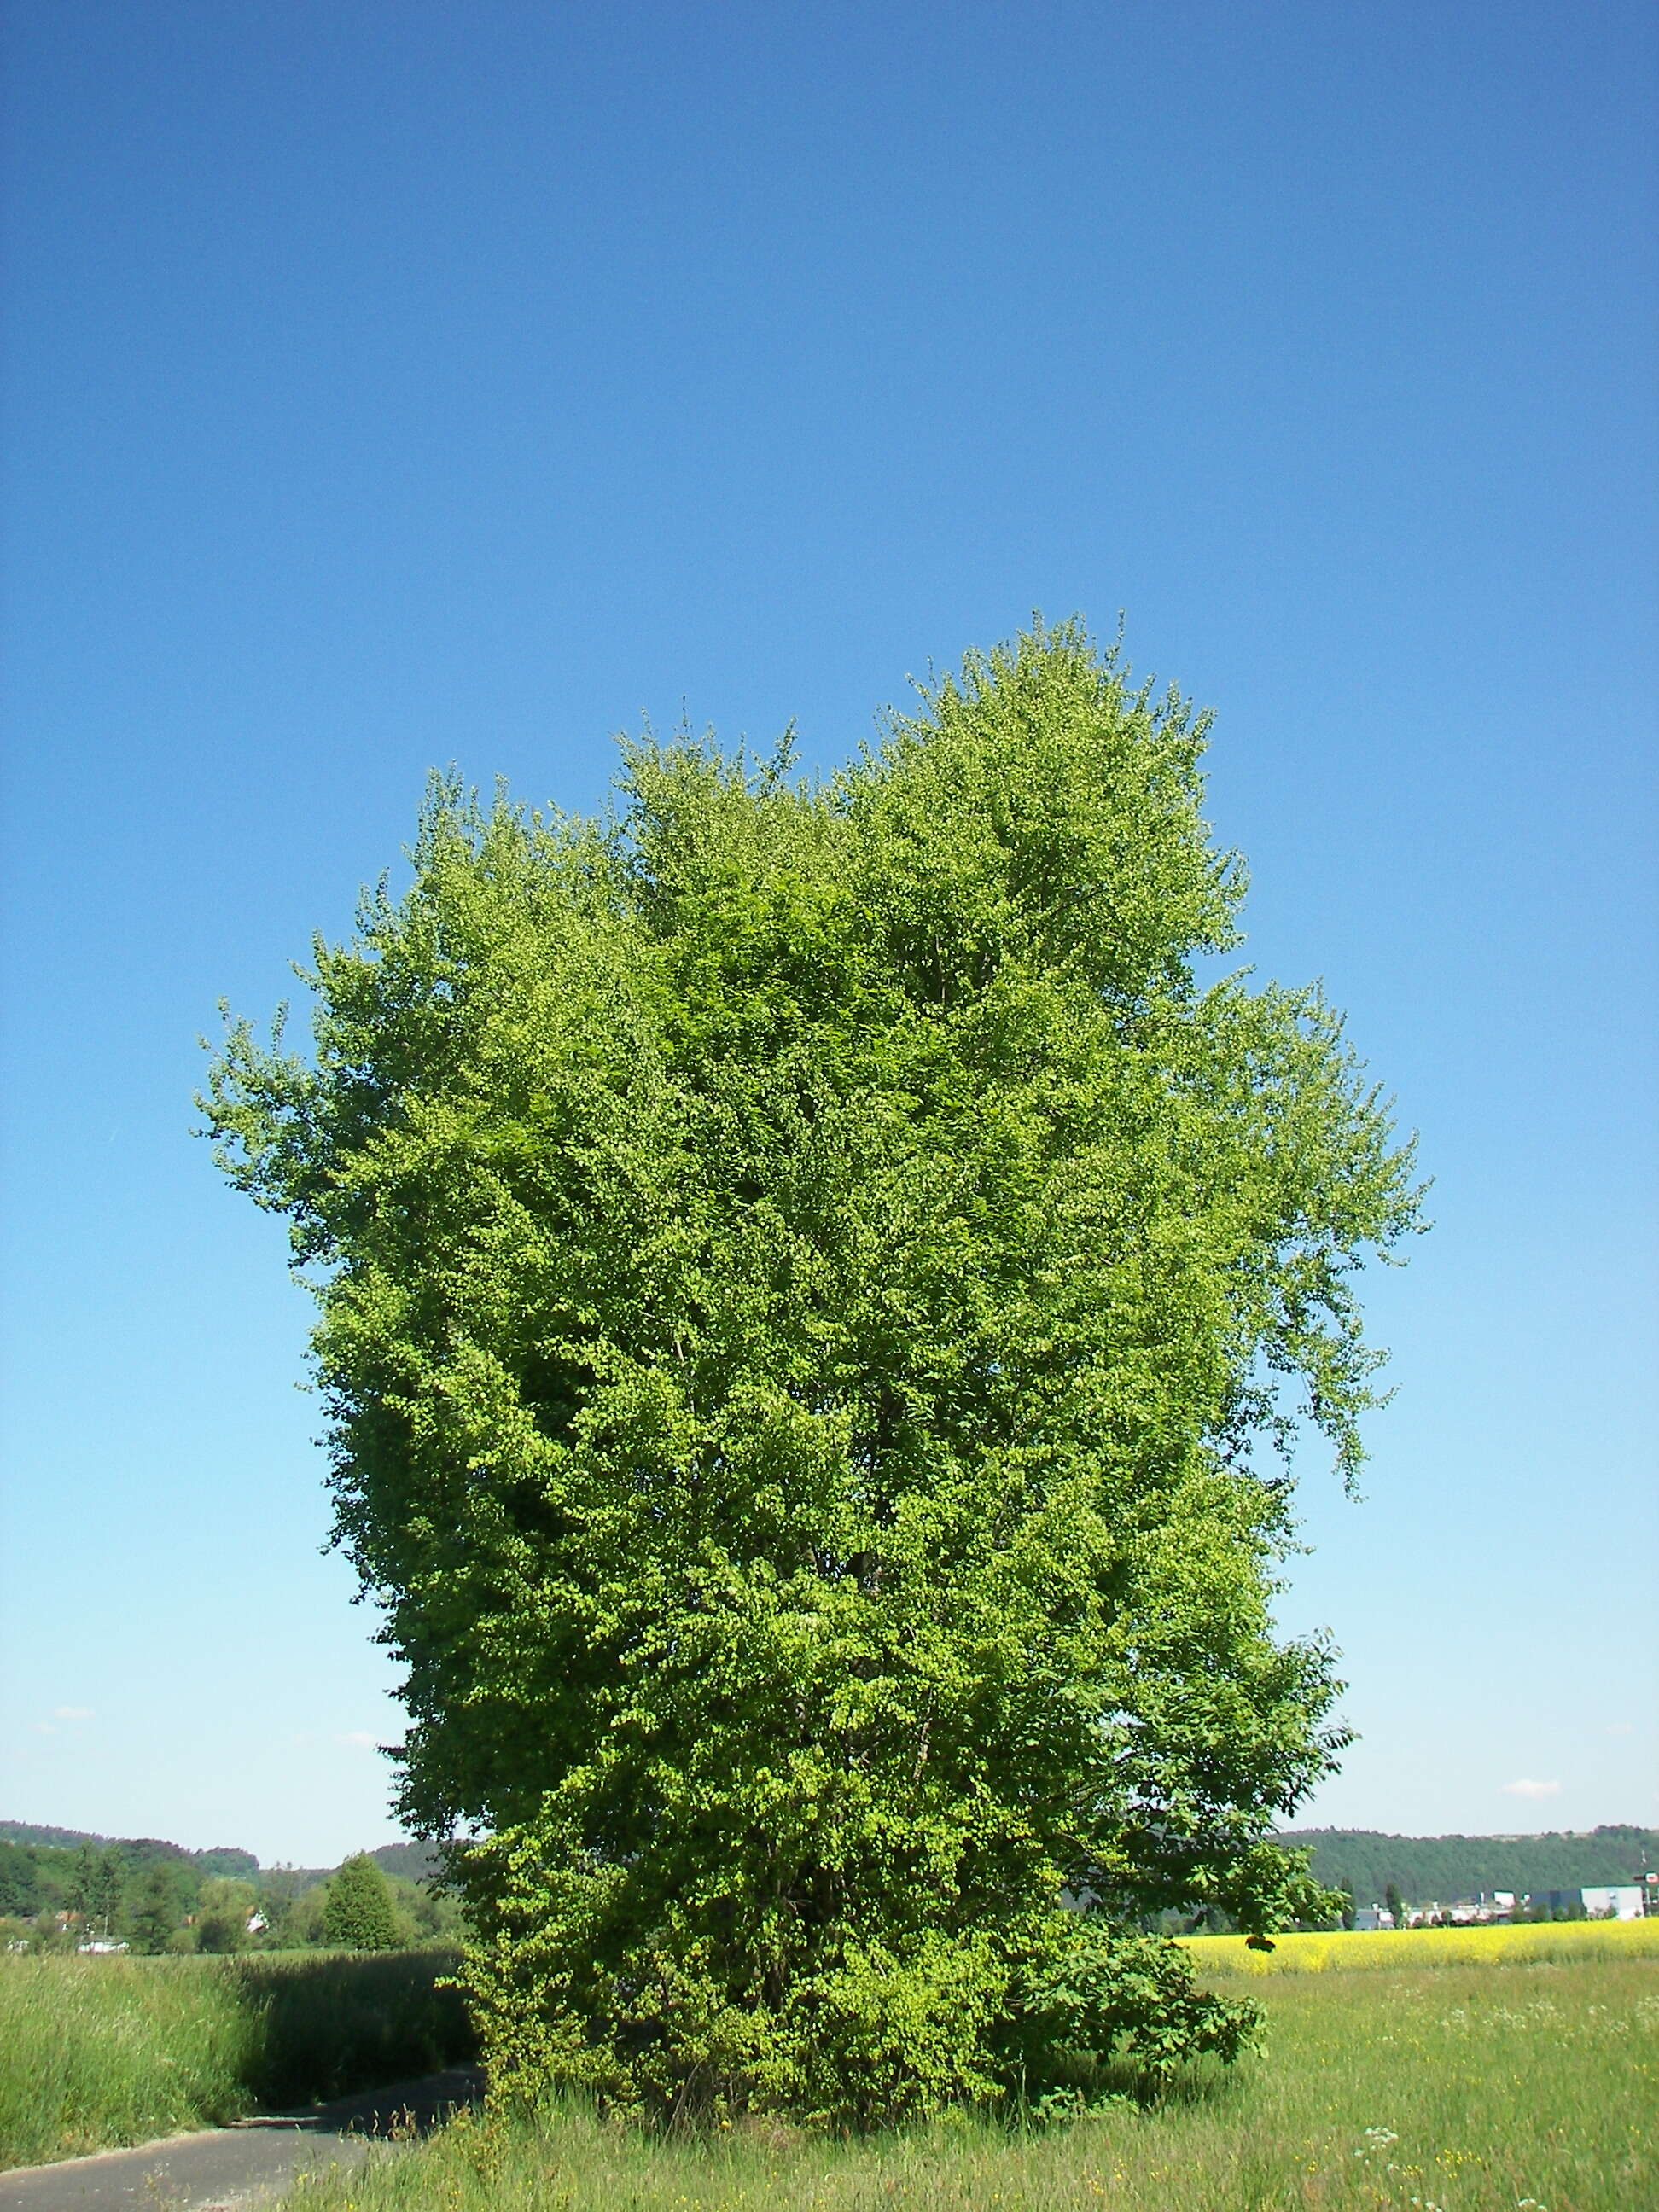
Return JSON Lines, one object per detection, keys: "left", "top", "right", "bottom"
{"left": 1579, "top": 1886, "right": 1644, "bottom": 1920}
{"left": 1523, "top": 1886, "right": 1642, "bottom": 1919}
{"left": 1362, "top": 1884, "right": 1648, "bottom": 1929}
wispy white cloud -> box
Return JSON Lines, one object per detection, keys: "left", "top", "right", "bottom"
{"left": 1502, "top": 1778, "right": 1561, "bottom": 1800}
{"left": 30, "top": 1708, "right": 94, "bottom": 1734}
{"left": 1604, "top": 1721, "right": 1634, "bottom": 1738}
{"left": 334, "top": 1730, "right": 380, "bottom": 1749}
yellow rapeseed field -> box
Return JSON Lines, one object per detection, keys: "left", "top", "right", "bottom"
{"left": 1184, "top": 1913, "right": 1659, "bottom": 1974}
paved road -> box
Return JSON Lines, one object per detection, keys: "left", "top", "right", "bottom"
{"left": 0, "top": 2070, "right": 481, "bottom": 2212}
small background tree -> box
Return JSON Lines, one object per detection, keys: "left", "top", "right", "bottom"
{"left": 90, "top": 1848, "right": 125, "bottom": 1944}
{"left": 130, "top": 1861, "right": 189, "bottom": 1953}
{"left": 0, "top": 1843, "right": 41, "bottom": 1920}
{"left": 195, "top": 1876, "right": 259, "bottom": 1953}
{"left": 323, "top": 1853, "right": 403, "bottom": 1951}
{"left": 67, "top": 1841, "right": 99, "bottom": 1930}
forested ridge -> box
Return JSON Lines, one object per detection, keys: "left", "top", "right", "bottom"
{"left": 0, "top": 1820, "right": 435, "bottom": 1883}
{"left": 8, "top": 1818, "right": 1652, "bottom": 1943}
{"left": 1283, "top": 1825, "right": 1659, "bottom": 1903}
{"left": 15, "top": 1821, "right": 1652, "bottom": 1902}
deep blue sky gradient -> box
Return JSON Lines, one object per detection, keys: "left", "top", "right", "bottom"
{"left": 2, "top": 1, "right": 1654, "bottom": 1863}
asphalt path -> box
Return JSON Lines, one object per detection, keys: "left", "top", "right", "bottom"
{"left": 0, "top": 2069, "right": 481, "bottom": 2212}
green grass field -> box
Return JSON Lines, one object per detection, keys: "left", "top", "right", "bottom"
{"left": 0, "top": 1947, "right": 474, "bottom": 2169}
{"left": 270, "top": 1924, "right": 1655, "bottom": 2212}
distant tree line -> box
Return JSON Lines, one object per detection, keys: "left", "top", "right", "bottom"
{"left": 0, "top": 1827, "right": 461, "bottom": 1954}
{"left": 1280, "top": 1826, "right": 1659, "bottom": 1908}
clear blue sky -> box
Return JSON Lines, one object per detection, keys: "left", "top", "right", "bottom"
{"left": 2, "top": 1, "right": 1653, "bottom": 1868}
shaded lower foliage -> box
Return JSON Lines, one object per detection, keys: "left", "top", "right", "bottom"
{"left": 469, "top": 1879, "right": 1259, "bottom": 2132}
{"left": 231, "top": 1947, "right": 476, "bottom": 2105}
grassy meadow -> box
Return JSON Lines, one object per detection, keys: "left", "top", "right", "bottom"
{"left": 0, "top": 1946, "right": 474, "bottom": 2169}
{"left": 271, "top": 1923, "right": 1655, "bottom": 2212}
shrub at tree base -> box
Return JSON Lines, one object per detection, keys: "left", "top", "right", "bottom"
{"left": 206, "top": 622, "right": 1422, "bottom": 2126}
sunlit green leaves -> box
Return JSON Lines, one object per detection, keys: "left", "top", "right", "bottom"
{"left": 203, "top": 619, "right": 1422, "bottom": 2122}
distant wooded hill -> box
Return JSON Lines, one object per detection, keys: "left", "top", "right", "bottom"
{"left": 1281, "top": 1825, "right": 1659, "bottom": 1903}
{"left": 282, "top": 1841, "right": 439, "bottom": 1886}
{"left": 0, "top": 1821, "right": 258, "bottom": 1877}
{"left": 10, "top": 1817, "right": 1653, "bottom": 1921}
{"left": 0, "top": 1820, "right": 436, "bottom": 1885}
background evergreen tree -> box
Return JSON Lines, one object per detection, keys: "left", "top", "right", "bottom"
{"left": 130, "top": 1861, "right": 190, "bottom": 1953}
{"left": 89, "top": 1848, "right": 125, "bottom": 1943}
{"left": 67, "top": 1841, "right": 99, "bottom": 1928}
{"left": 323, "top": 1853, "right": 402, "bottom": 1951}
{"left": 0, "top": 1842, "right": 41, "bottom": 1919}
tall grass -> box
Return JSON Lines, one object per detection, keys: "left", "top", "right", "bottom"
{"left": 0, "top": 1947, "right": 474, "bottom": 2169}
{"left": 273, "top": 1947, "right": 1656, "bottom": 2212}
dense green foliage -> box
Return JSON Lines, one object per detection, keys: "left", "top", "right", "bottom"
{"left": 325, "top": 1853, "right": 405, "bottom": 1950}
{"left": 265, "top": 1947, "right": 1658, "bottom": 2212}
{"left": 0, "top": 1947, "right": 474, "bottom": 2168}
{"left": 194, "top": 1876, "right": 263, "bottom": 1954}
{"left": 205, "top": 622, "right": 1423, "bottom": 2124}
{"left": 1283, "top": 1825, "right": 1659, "bottom": 1908}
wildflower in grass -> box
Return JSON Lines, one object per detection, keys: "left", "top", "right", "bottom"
{"left": 1353, "top": 2125, "right": 1400, "bottom": 2163}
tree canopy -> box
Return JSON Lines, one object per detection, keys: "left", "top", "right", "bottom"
{"left": 205, "top": 621, "right": 1423, "bottom": 2123}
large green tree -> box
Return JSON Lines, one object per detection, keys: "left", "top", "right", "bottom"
{"left": 205, "top": 623, "right": 1422, "bottom": 2123}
